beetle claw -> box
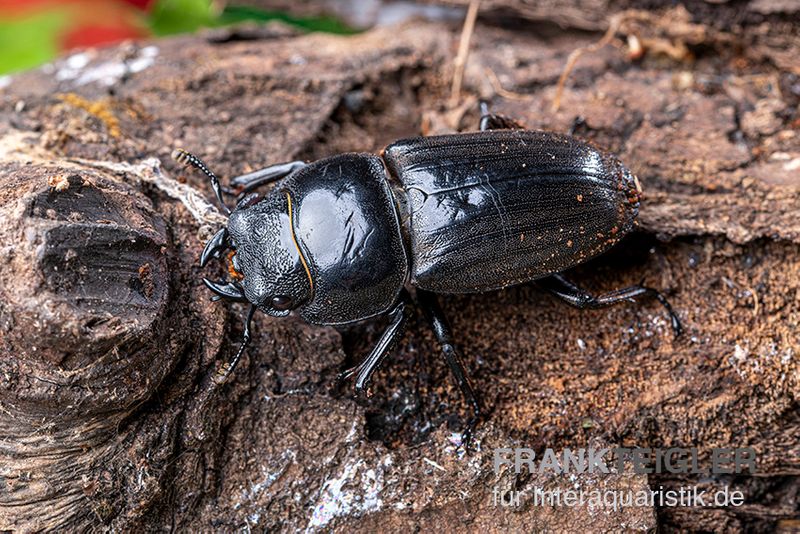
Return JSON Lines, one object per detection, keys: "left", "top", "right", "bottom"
{"left": 669, "top": 313, "right": 684, "bottom": 337}
{"left": 335, "top": 367, "right": 374, "bottom": 400}
{"left": 335, "top": 368, "right": 356, "bottom": 387}
{"left": 203, "top": 278, "right": 248, "bottom": 302}
{"left": 200, "top": 228, "right": 230, "bottom": 267}
{"left": 356, "top": 385, "right": 372, "bottom": 399}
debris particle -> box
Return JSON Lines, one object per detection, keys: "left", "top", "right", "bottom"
{"left": 422, "top": 458, "right": 446, "bottom": 472}
{"left": 138, "top": 263, "right": 155, "bottom": 299}
{"left": 48, "top": 174, "right": 70, "bottom": 192}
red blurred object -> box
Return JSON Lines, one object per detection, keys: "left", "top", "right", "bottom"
{"left": 0, "top": 0, "right": 154, "bottom": 50}
{"left": 61, "top": 24, "right": 147, "bottom": 49}
{"left": 120, "top": 0, "right": 154, "bottom": 9}
{"left": 0, "top": 0, "right": 153, "bottom": 11}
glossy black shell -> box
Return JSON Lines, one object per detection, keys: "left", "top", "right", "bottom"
{"left": 233, "top": 129, "right": 641, "bottom": 325}
{"left": 383, "top": 130, "right": 641, "bottom": 293}
{"left": 282, "top": 154, "right": 408, "bottom": 325}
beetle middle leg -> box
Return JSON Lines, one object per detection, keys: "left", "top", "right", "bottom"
{"left": 538, "top": 273, "right": 683, "bottom": 336}
{"left": 337, "top": 290, "right": 412, "bottom": 397}
{"left": 417, "top": 289, "right": 482, "bottom": 448}
{"left": 479, "top": 101, "right": 526, "bottom": 131}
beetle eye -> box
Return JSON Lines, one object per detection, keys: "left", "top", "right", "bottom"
{"left": 271, "top": 295, "right": 293, "bottom": 310}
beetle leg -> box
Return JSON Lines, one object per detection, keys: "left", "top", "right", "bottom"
{"left": 211, "top": 304, "right": 257, "bottom": 386}
{"left": 337, "top": 290, "right": 411, "bottom": 397}
{"left": 478, "top": 101, "right": 526, "bottom": 131}
{"left": 538, "top": 273, "right": 683, "bottom": 337}
{"left": 230, "top": 161, "right": 307, "bottom": 196}
{"left": 568, "top": 115, "right": 588, "bottom": 136}
{"left": 417, "top": 289, "right": 482, "bottom": 449}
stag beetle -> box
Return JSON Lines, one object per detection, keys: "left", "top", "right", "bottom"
{"left": 175, "top": 105, "right": 682, "bottom": 444}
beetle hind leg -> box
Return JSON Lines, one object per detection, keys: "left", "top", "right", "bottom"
{"left": 417, "top": 290, "right": 482, "bottom": 449}
{"left": 478, "top": 101, "right": 526, "bottom": 131}
{"left": 538, "top": 273, "right": 683, "bottom": 337}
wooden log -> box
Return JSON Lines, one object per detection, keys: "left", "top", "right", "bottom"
{"left": 0, "top": 10, "right": 797, "bottom": 531}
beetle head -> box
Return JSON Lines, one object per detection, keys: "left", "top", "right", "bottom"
{"left": 199, "top": 192, "right": 312, "bottom": 318}
{"left": 176, "top": 148, "right": 316, "bottom": 386}
{"left": 175, "top": 148, "right": 312, "bottom": 318}
{"left": 223, "top": 193, "right": 312, "bottom": 317}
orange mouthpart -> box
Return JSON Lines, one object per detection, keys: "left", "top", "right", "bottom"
{"left": 226, "top": 250, "right": 244, "bottom": 281}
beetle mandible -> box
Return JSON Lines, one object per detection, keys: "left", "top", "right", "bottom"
{"left": 175, "top": 104, "right": 682, "bottom": 444}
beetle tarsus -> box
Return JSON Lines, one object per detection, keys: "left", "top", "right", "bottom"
{"left": 417, "top": 289, "right": 483, "bottom": 451}
{"left": 538, "top": 273, "right": 683, "bottom": 337}
{"left": 650, "top": 289, "right": 683, "bottom": 337}
{"left": 568, "top": 116, "right": 588, "bottom": 136}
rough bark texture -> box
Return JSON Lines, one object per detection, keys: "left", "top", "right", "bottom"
{"left": 0, "top": 2, "right": 798, "bottom": 532}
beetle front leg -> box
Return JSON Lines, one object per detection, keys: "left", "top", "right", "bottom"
{"left": 337, "top": 290, "right": 411, "bottom": 397}
{"left": 209, "top": 304, "right": 257, "bottom": 388}
{"left": 230, "top": 160, "right": 307, "bottom": 195}
{"left": 416, "top": 289, "right": 482, "bottom": 448}
{"left": 538, "top": 273, "right": 683, "bottom": 336}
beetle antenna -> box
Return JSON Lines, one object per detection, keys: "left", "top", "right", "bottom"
{"left": 172, "top": 148, "right": 230, "bottom": 214}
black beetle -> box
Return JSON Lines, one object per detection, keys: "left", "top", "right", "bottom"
{"left": 175, "top": 105, "right": 681, "bottom": 444}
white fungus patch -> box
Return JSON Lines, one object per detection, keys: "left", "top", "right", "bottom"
{"left": 305, "top": 457, "right": 384, "bottom": 532}
{"left": 56, "top": 46, "right": 158, "bottom": 86}
{"left": 75, "top": 62, "right": 127, "bottom": 86}
{"left": 236, "top": 450, "right": 296, "bottom": 510}
{"left": 0, "top": 76, "right": 11, "bottom": 89}
{"left": 729, "top": 343, "right": 750, "bottom": 377}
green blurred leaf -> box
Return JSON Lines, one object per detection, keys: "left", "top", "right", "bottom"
{"left": 149, "top": 0, "right": 215, "bottom": 36}
{"left": 0, "top": 1, "right": 356, "bottom": 76}
{"left": 0, "top": 11, "right": 66, "bottom": 75}
{"left": 219, "top": 6, "right": 358, "bottom": 35}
